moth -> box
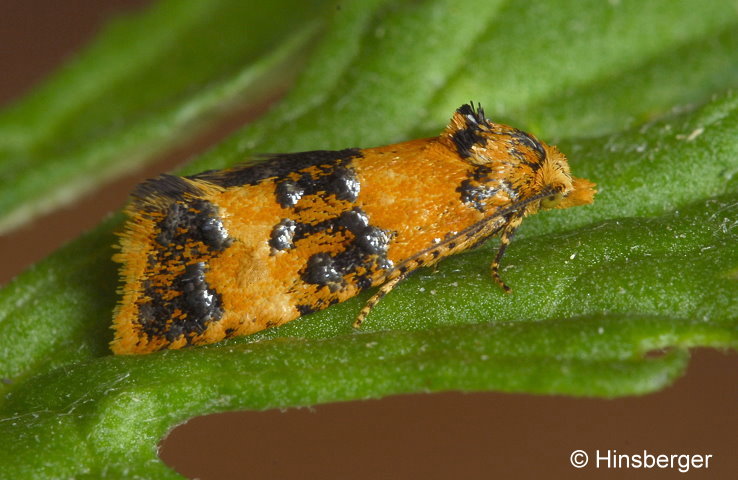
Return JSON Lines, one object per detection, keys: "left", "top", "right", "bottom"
{"left": 112, "top": 103, "right": 596, "bottom": 354}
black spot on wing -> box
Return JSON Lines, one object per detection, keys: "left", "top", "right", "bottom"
{"left": 199, "top": 215, "right": 232, "bottom": 251}
{"left": 329, "top": 166, "right": 361, "bottom": 202}
{"left": 139, "top": 262, "right": 224, "bottom": 344}
{"left": 457, "top": 165, "right": 499, "bottom": 212}
{"left": 302, "top": 252, "right": 343, "bottom": 291}
{"left": 355, "top": 226, "right": 391, "bottom": 255}
{"left": 338, "top": 208, "right": 369, "bottom": 231}
{"left": 269, "top": 218, "right": 298, "bottom": 252}
{"left": 458, "top": 179, "right": 498, "bottom": 212}
{"left": 155, "top": 199, "right": 232, "bottom": 252}
{"left": 338, "top": 207, "right": 391, "bottom": 255}
{"left": 274, "top": 179, "right": 305, "bottom": 207}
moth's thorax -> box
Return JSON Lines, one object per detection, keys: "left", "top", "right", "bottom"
{"left": 438, "top": 106, "right": 576, "bottom": 215}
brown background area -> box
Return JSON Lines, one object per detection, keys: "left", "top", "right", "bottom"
{"left": 1, "top": 2, "right": 736, "bottom": 479}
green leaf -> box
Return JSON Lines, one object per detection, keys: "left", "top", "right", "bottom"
{"left": 1, "top": 0, "right": 737, "bottom": 477}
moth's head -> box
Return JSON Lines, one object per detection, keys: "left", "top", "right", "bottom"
{"left": 441, "top": 103, "right": 596, "bottom": 210}
{"left": 535, "top": 145, "right": 573, "bottom": 209}
{"left": 536, "top": 145, "right": 597, "bottom": 210}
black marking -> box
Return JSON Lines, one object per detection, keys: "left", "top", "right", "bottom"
{"left": 457, "top": 103, "right": 490, "bottom": 127}
{"left": 179, "top": 263, "right": 219, "bottom": 317}
{"left": 139, "top": 262, "right": 224, "bottom": 343}
{"left": 375, "top": 257, "right": 394, "bottom": 271}
{"left": 297, "top": 296, "right": 341, "bottom": 317}
{"left": 338, "top": 208, "right": 370, "bottom": 232}
{"left": 457, "top": 179, "right": 498, "bottom": 212}
{"left": 155, "top": 203, "right": 186, "bottom": 246}
{"left": 452, "top": 103, "right": 492, "bottom": 158}
{"left": 335, "top": 241, "right": 392, "bottom": 275}
{"left": 192, "top": 149, "right": 364, "bottom": 188}
{"left": 132, "top": 174, "right": 204, "bottom": 209}
{"left": 155, "top": 199, "right": 232, "bottom": 251}
{"left": 303, "top": 252, "right": 343, "bottom": 290}
{"left": 507, "top": 129, "right": 546, "bottom": 159}
{"left": 452, "top": 128, "right": 486, "bottom": 158}
{"left": 330, "top": 167, "right": 361, "bottom": 202}
{"left": 457, "top": 165, "right": 501, "bottom": 212}
{"left": 338, "top": 208, "right": 393, "bottom": 255}
{"left": 200, "top": 216, "right": 231, "bottom": 251}
{"left": 297, "top": 304, "right": 317, "bottom": 316}
{"left": 137, "top": 198, "right": 232, "bottom": 344}
{"left": 355, "top": 226, "right": 391, "bottom": 255}
{"left": 269, "top": 218, "right": 298, "bottom": 251}
{"left": 353, "top": 275, "right": 373, "bottom": 290}
{"left": 296, "top": 206, "right": 394, "bottom": 295}
{"left": 273, "top": 214, "right": 348, "bottom": 249}
{"left": 292, "top": 218, "right": 336, "bottom": 243}
{"left": 275, "top": 179, "right": 305, "bottom": 207}
{"left": 273, "top": 164, "right": 361, "bottom": 208}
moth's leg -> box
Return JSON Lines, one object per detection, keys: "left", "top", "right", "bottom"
{"left": 491, "top": 215, "right": 524, "bottom": 293}
{"left": 353, "top": 272, "right": 408, "bottom": 328}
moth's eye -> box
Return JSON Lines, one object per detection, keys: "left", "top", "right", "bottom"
{"left": 541, "top": 193, "right": 563, "bottom": 209}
